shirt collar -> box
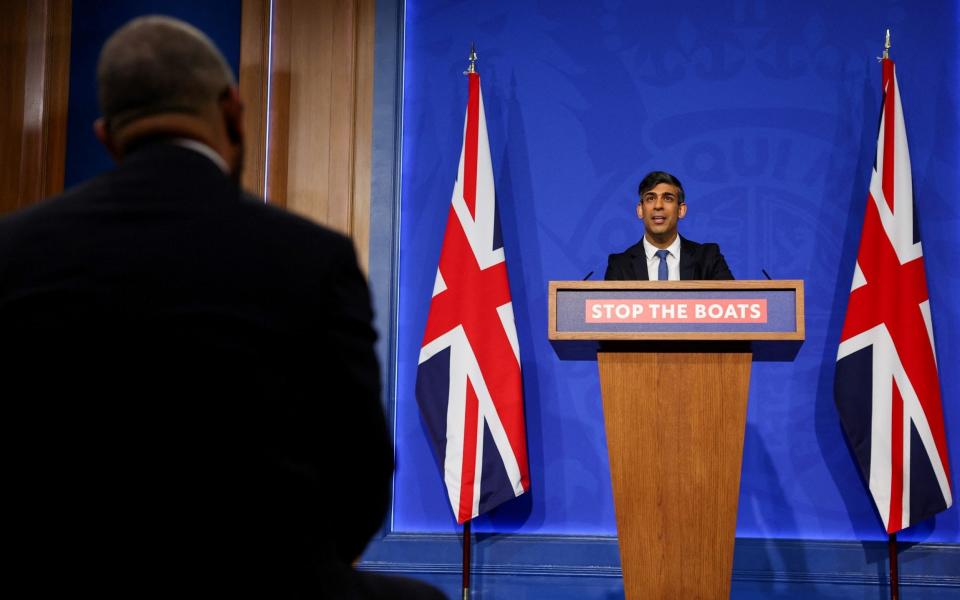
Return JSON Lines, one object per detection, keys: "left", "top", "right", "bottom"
{"left": 642, "top": 234, "right": 681, "bottom": 260}
{"left": 171, "top": 138, "right": 229, "bottom": 174}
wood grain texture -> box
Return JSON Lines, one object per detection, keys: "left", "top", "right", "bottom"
{"left": 239, "top": 0, "right": 270, "bottom": 198}
{"left": 286, "top": 0, "right": 332, "bottom": 222}
{"left": 238, "top": 0, "right": 374, "bottom": 271}
{"left": 44, "top": 0, "right": 71, "bottom": 197}
{"left": 266, "top": 0, "right": 292, "bottom": 208}
{"left": 550, "top": 279, "right": 806, "bottom": 291}
{"left": 1, "top": 0, "right": 71, "bottom": 214}
{"left": 0, "top": 3, "right": 29, "bottom": 213}
{"left": 350, "top": 0, "right": 374, "bottom": 272}
{"left": 597, "top": 347, "right": 752, "bottom": 599}
{"left": 794, "top": 280, "right": 805, "bottom": 340}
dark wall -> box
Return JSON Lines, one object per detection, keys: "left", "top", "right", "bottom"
{"left": 65, "top": 1, "right": 241, "bottom": 188}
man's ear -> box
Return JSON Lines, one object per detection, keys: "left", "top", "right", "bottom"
{"left": 220, "top": 86, "right": 244, "bottom": 145}
{"left": 94, "top": 118, "right": 122, "bottom": 161}
{"left": 679, "top": 202, "right": 687, "bottom": 219}
{"left": 636, "top": 202, "right": 644, "bottom": 220}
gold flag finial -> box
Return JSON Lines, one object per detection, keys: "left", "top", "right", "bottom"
{"left": 882, "top": 28, "right": 891, "bottom": 60}
{"left": 465, "top": 43, "right": 477, "bottom": 75}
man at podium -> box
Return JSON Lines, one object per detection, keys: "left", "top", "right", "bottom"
{"left": 605, "top": 171, "right": 734, "bottom": 281}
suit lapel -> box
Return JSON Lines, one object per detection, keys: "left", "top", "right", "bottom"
{"left": 679, "top": 236, "right": 696, "bottom": 280}
{"left": 629, "top": 241, "right": 650, "bottom": 280}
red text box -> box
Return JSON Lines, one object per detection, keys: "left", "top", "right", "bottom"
{"left": 585, "top": 299, "right": 768, "bottom": 323}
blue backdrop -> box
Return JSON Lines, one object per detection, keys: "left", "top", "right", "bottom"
{"left": 391, "top": 0, "right": 960, "bottom": 544}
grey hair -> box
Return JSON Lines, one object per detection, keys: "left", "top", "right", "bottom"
{"left": 97, "top": 15, "right": 236, "bottom": 132}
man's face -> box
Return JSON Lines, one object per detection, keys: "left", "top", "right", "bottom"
{"left": 637, "top": 182, "right": 686, "bottom": 244}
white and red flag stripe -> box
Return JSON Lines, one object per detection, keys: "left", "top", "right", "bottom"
{"left": 416, "top": 71, "right": 529, "bottom": 523}
{"left": 835, "top": 57, "right": 952, "bottom": 533}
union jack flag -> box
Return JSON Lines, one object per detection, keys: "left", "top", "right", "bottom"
{"left": 416, "top": 71, "right": 530, "bottom": 524}
{"left": 835, "top": 57, "right": 952, "bottom": 533}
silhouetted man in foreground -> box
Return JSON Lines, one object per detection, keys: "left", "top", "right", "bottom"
{"left": 0, "top": 15, "right": 442, "bottom": 599}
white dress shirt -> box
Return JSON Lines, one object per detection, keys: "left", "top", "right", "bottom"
{"left": 172, "top": 138, "right": 229, "bottom": 174}
{"left": 642, "top": 235, "right": 681, "bottom": 281}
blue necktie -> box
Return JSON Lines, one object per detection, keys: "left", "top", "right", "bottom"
{"left": 655, "top": 249, "right": 670, "bottom": 281}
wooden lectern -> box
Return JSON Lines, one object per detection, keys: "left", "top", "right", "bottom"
{"left": 548, "top": 281, "right": 804, "bottom": 599}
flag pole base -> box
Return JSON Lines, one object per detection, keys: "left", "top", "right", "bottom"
{"left": 889, "top": 533, "right": 899, "bottom": 600}
{"left": 462, "top": 520, "right": 472, "bottom": 599}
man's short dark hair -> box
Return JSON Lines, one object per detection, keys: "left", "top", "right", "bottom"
{"left": 638, "top": 171, "right": 685, "bottom": 204}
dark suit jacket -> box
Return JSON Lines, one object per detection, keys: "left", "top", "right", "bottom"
{"left": 0, "top": 142, "right": 392, "bottom": 593}
{"left": 604, "top": 235, "right": 734, "bottom": 280}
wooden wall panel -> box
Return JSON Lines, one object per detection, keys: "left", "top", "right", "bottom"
{"left": 0, "top": 0, "right": 71, "bottom": 215}
{"left": 350, "top": 0, "right": 374, "bottom": 270}
{"left": 240, "top": 0, "right": 375, "bottom": 271}
{"left": 238, "top": 0, "right": 270, "bottom": 199}
{"left": 0, "top": 5, "right": 30, "bottom": 213}
{"left": 287, "top": 0, "right": 335, "bottom": 225}
{"left": 322, "top": 0, "right": 355, "bottom": 232}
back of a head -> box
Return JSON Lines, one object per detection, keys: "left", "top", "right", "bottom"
{"left": 97, "top": 15, "right": 235, "bottom": 133}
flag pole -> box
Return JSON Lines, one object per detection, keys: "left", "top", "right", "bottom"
{"left": 879, "top": 29, "right": 900, "bottom": 600}
{"left": 888, "top": 532, "right": 899, "bottom": 600}
{"left": 465, "top": 43, "right": 477, "bottom": 75}
{"left": 462, "top": 519, "right": 472, "bottom": 599}
{"left": 458, "top": 44, "right": 478, "bottom": 600}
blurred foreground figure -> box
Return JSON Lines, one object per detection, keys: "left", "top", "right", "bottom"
{"left": 0, "top": 15, "right": 442, "bottom": 599}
